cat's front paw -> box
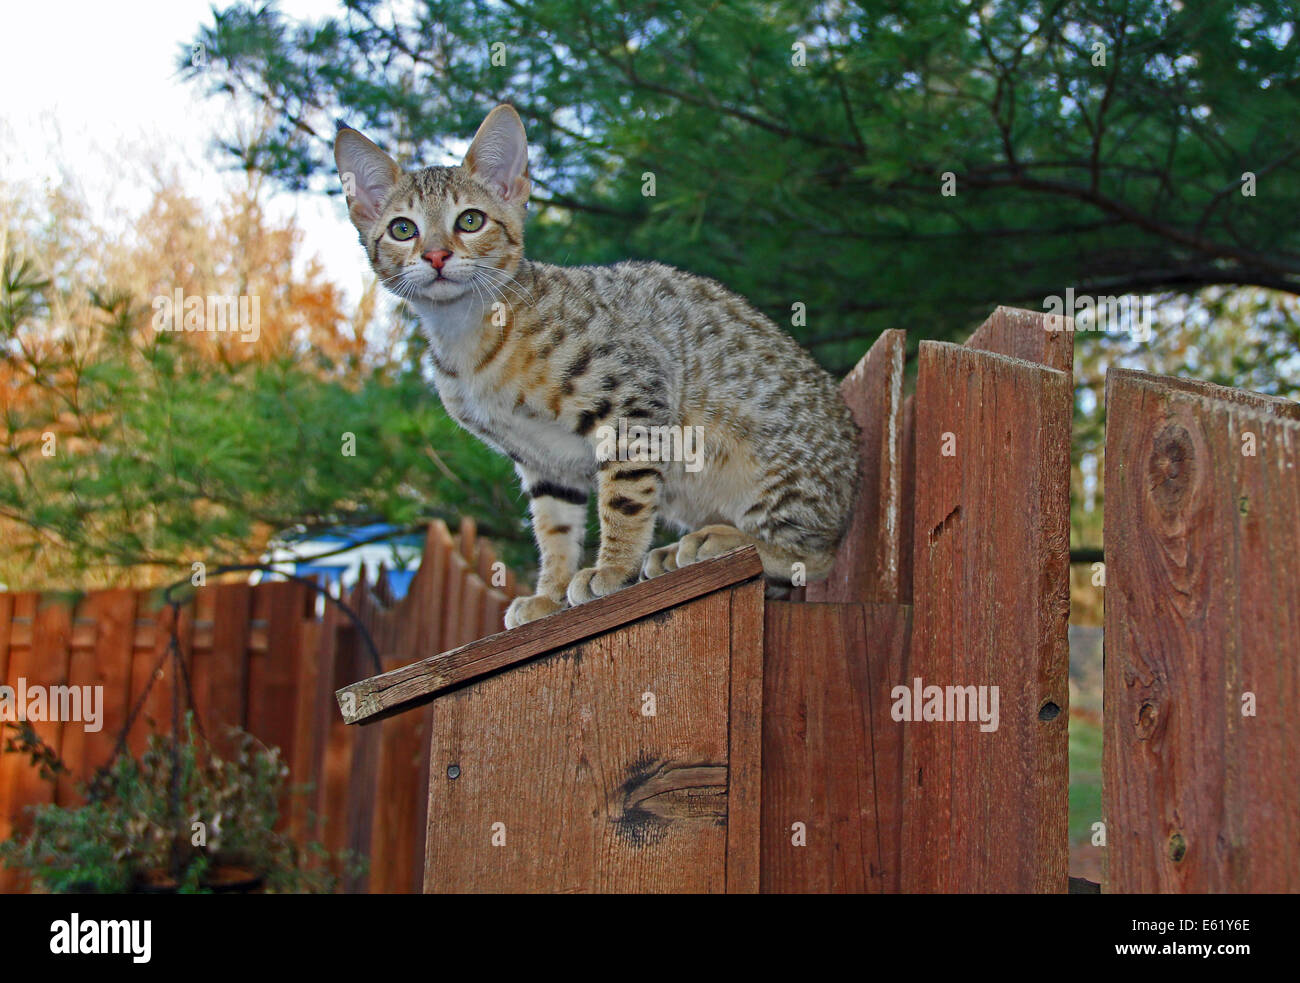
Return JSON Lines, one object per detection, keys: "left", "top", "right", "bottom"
{"left": 566, "top": 566, "right": 637, "bottom": 605}
{"left": 504, "top": 593, "right": 564, "bottom": 630}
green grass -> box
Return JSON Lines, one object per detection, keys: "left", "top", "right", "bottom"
{"left": 1068, "top": 714, "right": 1103, "bottom": 845}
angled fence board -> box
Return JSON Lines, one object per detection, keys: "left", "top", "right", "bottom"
{"left": 338, "top": 548, "right": 765, "bottom": 725}
{"left": 807, "top": 329, "right": 906, "bottom": 605}
{"left": 1104, "top": 369, "right": 1300, "bottom": 892}
{"left": 422, "top": 559, "right": 765, "bottom": 893}
{"left": 1113, "top": 370, "right": 1300, "bottom": 422}
{"left": 902, "top": 341, "right": 1071, "bottom": 893}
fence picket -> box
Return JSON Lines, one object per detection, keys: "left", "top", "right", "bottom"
{"left": 807, "top": 329, "right": 905, "bottom": 604}
{"left": 902, "top": 341, "right": 1071, "bottom": 893}
{"left": 1103, "top": 369, "right": 1300, "bottom": 892}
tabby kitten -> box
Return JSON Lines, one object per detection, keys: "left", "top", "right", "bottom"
{"left": 335, "top": 105, "right": 859, "bottom": 629}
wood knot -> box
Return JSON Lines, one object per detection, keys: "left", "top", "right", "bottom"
{"left": 1135, "top": 700, "right": 1160, "bottom": 740}
{"left": 1168, "top": 831, "right": 1187, "bottom": 863}
{"left": 611, "top": 754, "right": 728, "bottom": 848}
{"left": 1147, "top": 424, "right": 1194, "bottom": 513}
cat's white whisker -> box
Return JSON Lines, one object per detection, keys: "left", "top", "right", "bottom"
{"left": 470, "top": 264, "right": 536, "bottom": 311}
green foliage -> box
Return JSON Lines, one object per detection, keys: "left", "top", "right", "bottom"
{"left": 185, "top": 0, "right": 1300, "bottom": 371}
{"left": 0, "top": 252, "right": 534, "bottom": 585}
{"left": 3, "top": 721, "right": 69, "bottom": 784}
{"left": 0, "top": 715, "right": 359, "bottom": 894}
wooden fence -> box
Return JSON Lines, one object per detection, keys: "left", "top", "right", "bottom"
{"left": 1103, "top": 370, "right": 1300, "bottom": 891}
{"left": 4, "top": 305, "right": 1298, "bottom": 893}
{"left": 339, "top": 305, "right": 1298, "bottom": 894}
{"left": 0, "top": 517, "right": 522, "bottom": 893}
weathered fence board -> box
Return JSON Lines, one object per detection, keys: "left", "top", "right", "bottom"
{"left": 317, "top": 592, "right": 351, "bottom": 862}
{"left": 338, "top": 549, "right": 765, "bottom": 724}
{"left": 965, "top": 304, "right": 1074, "bottom": 376}
{"left": 288, "top": 614, "right": 324, "bottom": 842}
{"left": 127, "top": 599, "right": 178, "bottom": 757}
{"left": 421, "top": 554, "right": 765, "bottom": 893}
{"left": 807, "top": 329, "right": 905, "bottom": 605}
{"left": 727, "top": 578, "right": 766, "bottom": 893}
{"left": 760, "top": 600, "right": 912, "bottom": 892}
{"left": 1103, "top": 368, "right": 1300, "bottom": 892}
{"left": 902, "top": 340, "right": 1072, "bottom": 892}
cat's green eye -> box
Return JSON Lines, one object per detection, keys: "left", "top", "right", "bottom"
{"left": 388, "top": 218, "right": 418, "bottom": 241}
{"left": 455, "top": 209, "right": 486, "bottom": 233}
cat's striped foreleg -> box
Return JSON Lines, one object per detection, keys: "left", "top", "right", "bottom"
{"left": 566, "top": 459, "right": 663, "bottom": 605}
{"left": 504, "top": 469, "right": 589, "bottom": 629}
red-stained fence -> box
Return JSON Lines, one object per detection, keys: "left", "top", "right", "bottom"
{"left": 0, "top": 518, "right": 522, "bottom": 893}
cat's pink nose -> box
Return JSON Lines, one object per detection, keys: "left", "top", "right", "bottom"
{"left": 423, "top": 249, "right": 452, "bottom": 270}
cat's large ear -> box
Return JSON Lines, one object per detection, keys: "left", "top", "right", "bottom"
{"left": 463, "top": 105, "right": 530, "bottom": 203}
{"left": 334, "top": 126, "right": 401, "bottom": 231}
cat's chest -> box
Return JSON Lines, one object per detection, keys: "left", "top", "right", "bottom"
{"left": 436, "top": 371, "right": 593, "bottom": 476}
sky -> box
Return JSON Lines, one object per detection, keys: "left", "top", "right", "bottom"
{"left": 0, "top": 0, "right": 367, "bottom": 300}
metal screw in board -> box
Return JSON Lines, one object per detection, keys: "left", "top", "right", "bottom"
{"left": 447, "top": 764, "right": 461, "bottom": 780}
